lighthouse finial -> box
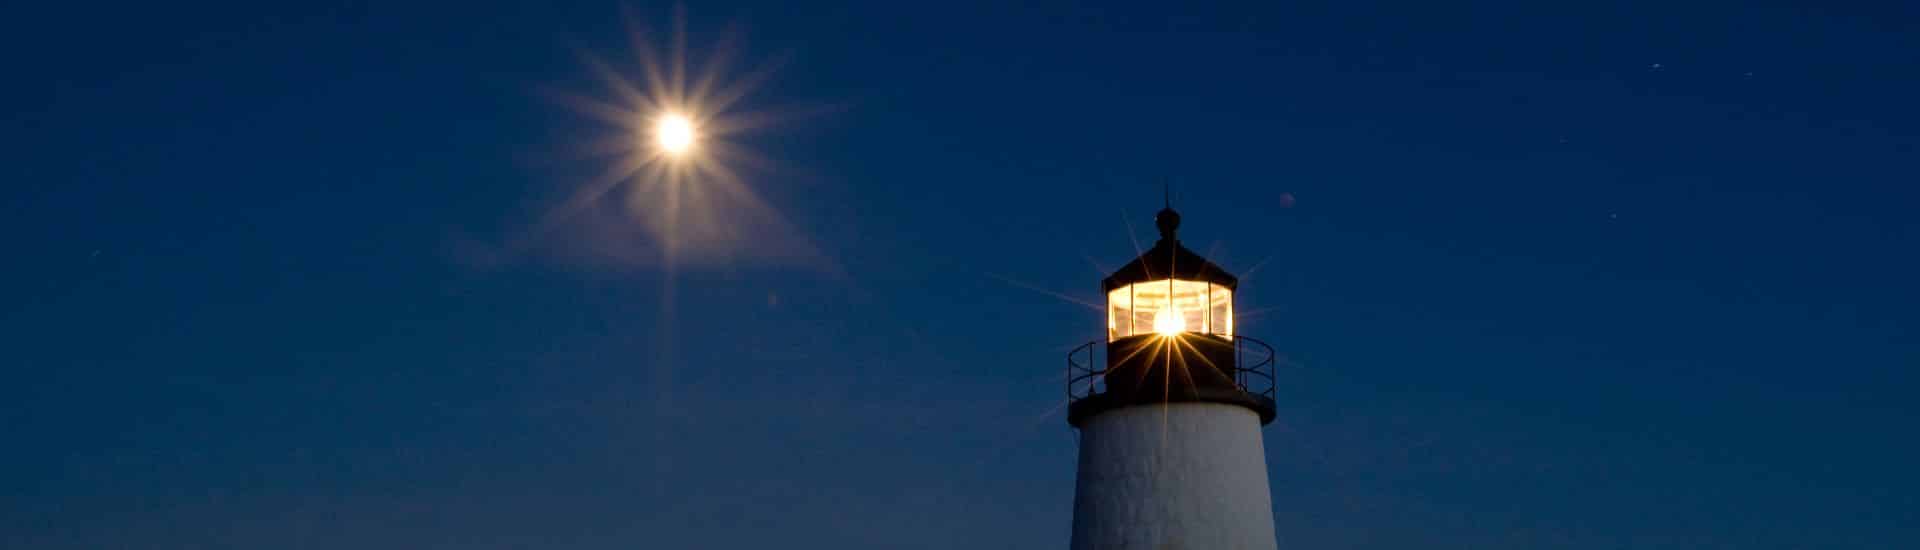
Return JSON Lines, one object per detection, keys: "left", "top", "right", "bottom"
{"left": 1155, "top": 181, "right": 1180, "bottom": 242}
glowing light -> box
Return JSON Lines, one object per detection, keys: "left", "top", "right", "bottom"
{"left": 1108, "top": 280, "right": 1232, "bottom": 341}
{"left": 1153, "top": 306, "right": 1186, "bottom": 336}
{"left": 655, "top": 113, "right": 696, "bottom": 155}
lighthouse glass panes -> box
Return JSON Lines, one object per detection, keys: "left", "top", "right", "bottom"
{"left": 1107, "top": 279, "right": 1234, "bottom": 341}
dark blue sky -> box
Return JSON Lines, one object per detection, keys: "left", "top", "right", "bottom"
{"left": 5, "top": 1, "right": 1917, "bottom": 548}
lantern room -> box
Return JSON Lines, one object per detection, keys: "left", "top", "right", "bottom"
{"left": 1066, "top": 202, "right": 1275, "bottom": 427}
{"left": 1107, "top": 279, "right": 1232, "bottom": 340}
{"left": 1101, "top": 206, "right": 1238, "bottom": 342}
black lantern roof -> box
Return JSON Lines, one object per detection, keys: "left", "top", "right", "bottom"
{"left": 1100, "top": 206, "right": 1238, "bottom": 293}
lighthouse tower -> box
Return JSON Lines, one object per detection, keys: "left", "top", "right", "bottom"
{"left": 1065, "top": 203, "right": 1279, "bottom": 550}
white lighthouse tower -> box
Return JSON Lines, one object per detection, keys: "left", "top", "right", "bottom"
{"left": 1065, "top": 204, "right": 1279, "bottom": 550}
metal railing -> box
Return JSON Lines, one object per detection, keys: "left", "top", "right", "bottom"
{"left": 1066, "top": 334, "right": 1277, "bottom": 405}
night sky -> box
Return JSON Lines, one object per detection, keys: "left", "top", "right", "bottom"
{"left": 5, "top": 1, "right": 1918, "bottom": 548}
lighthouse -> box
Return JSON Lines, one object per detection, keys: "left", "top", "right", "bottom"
{"left": 1065, "top": 203, "right": 1279, "bottom": 550}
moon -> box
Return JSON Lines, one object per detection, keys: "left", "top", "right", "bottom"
{"left": 655, "top": 113, "right": 697, "bottom": 156}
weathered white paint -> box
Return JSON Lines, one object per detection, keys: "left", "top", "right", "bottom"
{"left": 1069, "top": 402, "right": 1277, "bottom": 550}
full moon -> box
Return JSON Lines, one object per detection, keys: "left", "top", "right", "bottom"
{"left": 655, "top": 113, "right": 696, "bottom": 155}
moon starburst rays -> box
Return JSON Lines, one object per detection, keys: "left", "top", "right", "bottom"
{"left": 534, "top": 13, "right": 826, "bottom": 271}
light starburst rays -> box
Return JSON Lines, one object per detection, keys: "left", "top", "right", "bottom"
{"left": 986, "top": 273, "right": 1107, "bottom": 312}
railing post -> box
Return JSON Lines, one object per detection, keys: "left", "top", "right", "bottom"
{"left": 1236, "top": 339, "right": 1244, "bottom": 389}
